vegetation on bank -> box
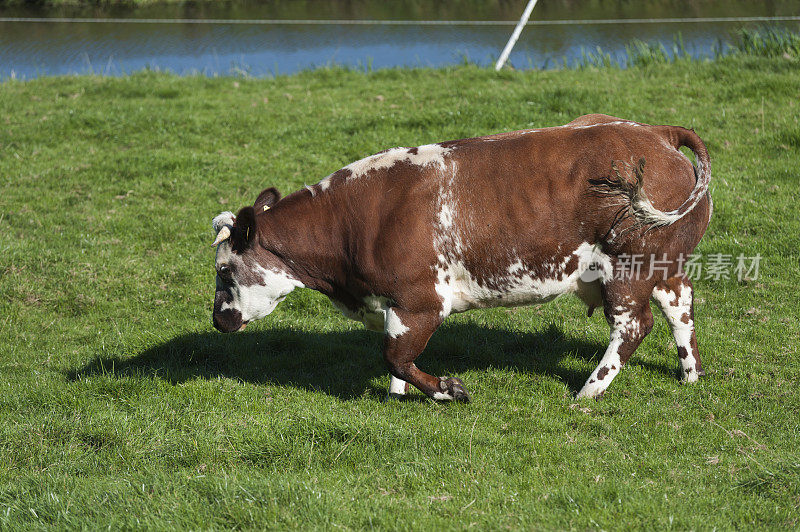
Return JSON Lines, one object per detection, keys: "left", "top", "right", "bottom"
{"left": 571, "top": 28, "right": 800, "bottom": 68}
{"left": 1, "top": 34, "right": 799, "bottom": 529}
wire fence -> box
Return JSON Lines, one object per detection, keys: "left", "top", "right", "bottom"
{"left": 1, "top": 16, "right": 799, "bottom": 25}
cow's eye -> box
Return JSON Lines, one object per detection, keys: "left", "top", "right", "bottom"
{"left": 218, "top": 265, "right": 233, "bottom": 282}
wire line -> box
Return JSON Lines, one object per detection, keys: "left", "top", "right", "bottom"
{"left": 1, "top": 16, "right": 799, "bottom": 25}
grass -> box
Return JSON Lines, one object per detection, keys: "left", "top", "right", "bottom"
{"left": 1, "top": 41, "right": 800, "bottom": 528}
{"left": 737, "top": 28, "right": 800, "bottom": 59}
{"left": 574, "top": 29, "right": 800, "bottom": 69}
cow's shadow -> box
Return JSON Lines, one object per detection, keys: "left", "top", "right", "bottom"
{"left": 67, "top": 321, "right": 675, "bottom": 400}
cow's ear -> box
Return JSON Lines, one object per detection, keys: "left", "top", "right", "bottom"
{"left": 232, "top": 206, "right": 257, "bottom": 251}
{"left": 254, "top": 187, "right": 281, "bottom": 212}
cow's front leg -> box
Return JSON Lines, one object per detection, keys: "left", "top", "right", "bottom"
{"left": 382, "top": 309, "right": 470, "bottom": 402}
{"left": 386, "top": 375, "right": 410, "bottom": 400}
{"left": 577, "top": 283, "right": 655, "bottom": 399}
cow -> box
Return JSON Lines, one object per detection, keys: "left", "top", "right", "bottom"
{"left": 210, "top": 114, "right": 711, "bottom": 401}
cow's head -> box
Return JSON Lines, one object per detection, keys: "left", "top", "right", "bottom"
{"left": 211, "top": 188, "right": 302, "bottom": 333}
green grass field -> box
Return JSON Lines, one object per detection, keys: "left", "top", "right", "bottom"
{"left": 1, "top": 46, "right": 800, "bottom": 529}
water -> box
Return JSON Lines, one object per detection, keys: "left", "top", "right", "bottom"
{"left": 1, "top": 0, "right": 799, "bottom": 78}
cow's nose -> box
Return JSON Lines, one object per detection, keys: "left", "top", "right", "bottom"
{"left": 212, "top": 313, "right": 223, "bottom": 332}
{"left": 212, "top": 307, "right": 243, "bottom": 333}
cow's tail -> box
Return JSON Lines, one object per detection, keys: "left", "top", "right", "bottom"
{"left": 590, "top": 126, "right": 711, "bottom": 239}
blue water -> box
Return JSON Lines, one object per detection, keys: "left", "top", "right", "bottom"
{"left": 1, "top": 1, "right": 798, "bottom": 78}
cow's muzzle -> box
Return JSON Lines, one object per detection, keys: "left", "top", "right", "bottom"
{"left": 213, "top": 287, "right": 246, "bottom": 333}
{"left": 212, "top": 308, "right": 247, "bottom": 333}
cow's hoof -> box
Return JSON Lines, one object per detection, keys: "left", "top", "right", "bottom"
{"left": 680, "top": 366, "right": 701, "bottom": 383}
{"left": 576, "top": 385, "right": 606, "bottom": 400}
{"left": 433, "top": 377, "right": 471, "bottom": 403}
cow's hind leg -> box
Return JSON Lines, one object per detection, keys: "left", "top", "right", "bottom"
{"left": 381, "top": 308, "right": 470, "bottom": 402}
{"left": 577, "top": 281, "right": 655, "bottom": 399}
{"left": 651, "top": 275, "right": 705, "bottom": 382}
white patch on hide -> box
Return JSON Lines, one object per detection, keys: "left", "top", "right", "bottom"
{"left": 569, "top": 120, "right": 642, "bottom": 130}
{"left": 384, "top": 307, "right": 410, "bottom": 338}
{"left": 433, "top": 242, "right": 612, "bottom": 320}
{"left": 438, "top": 204, "right": 454, "bottom": 228}
{"left": 316, "top": 144, "right": 452, "bottom": 192}
{"left": 330, "top": 295, "right": 408, "bottom": 338}
{"left": 507, "top": 260, "right": 524, "bottom": 275}
{"left": 214, "top": 240, "right": 233, "bottom": 268}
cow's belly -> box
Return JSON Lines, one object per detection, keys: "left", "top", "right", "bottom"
{"left": 330, "top": 295, "right": 409, "bottom": 336}
{"left": 434, "top": 242, "right": 609, "bottom": 317}
{"left": 331, "top": 243, "right": 609, "bottom": 328}
{"left": 436, "top": 263, "right": 581, "bottom": 314}
{"left": 330, "top": 298, "right": 384, "bottom": 332}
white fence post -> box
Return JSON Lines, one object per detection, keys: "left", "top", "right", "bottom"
{"left": 494, "top": 0, "right": 539, "bottom": 71}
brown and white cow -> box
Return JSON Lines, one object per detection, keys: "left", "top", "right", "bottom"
{"left": 211, "top": 114, "right": 712, "bottom": 401}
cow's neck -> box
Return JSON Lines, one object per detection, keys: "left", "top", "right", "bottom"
{"left": 257, "top": 189, "right": 347, "bottom": 296}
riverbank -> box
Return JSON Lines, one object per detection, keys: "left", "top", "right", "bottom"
{"left": 1, "top": 53, "right": 799, "bottom": 528}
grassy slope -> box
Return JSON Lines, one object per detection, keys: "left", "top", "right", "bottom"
{"left": 1, "top": 57, "right": 799, "bottom": 529}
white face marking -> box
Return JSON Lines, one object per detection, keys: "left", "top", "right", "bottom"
{"left": 215, "top": 241, "right": 304, "bottom": 323}
{"left": 212, "top": 211, "right": 236, "bottom": 233}
{"left": 219, "top": 264, "right": 303, "bottom": 322}
{"left": 214, "top": 239, "right": 233, "bottom": 267}
{"left": 316, "top": 144, "right": 452, "bottom": 192}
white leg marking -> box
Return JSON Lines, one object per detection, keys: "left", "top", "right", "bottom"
{"left": 577, "top": 308, "right": 643, "bottom": 399}
{"left": 388, "top": 375, "right": 408, "bottom": 396}
{"left": 576, "top": 332, "right": 624, "bottom": 399}
{"left": 652, "top": 285, "right": 698, "bottom": 382}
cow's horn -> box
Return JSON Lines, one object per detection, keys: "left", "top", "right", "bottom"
{"left": 211, "top": 226, "right": 231, "bottom": 247}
